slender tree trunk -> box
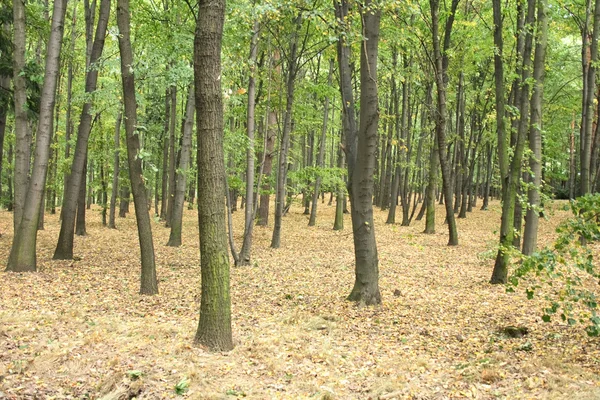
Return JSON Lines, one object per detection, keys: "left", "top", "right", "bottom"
{"left": 271, "top": 15, "right": 301, "bottom": 249}
{"left": 166, "top": 86, "right": 177, "bottom": 227}
{"left": 193, "top": 0, "right": 233, "bottom": 351}
{"left": 167, "top": 85, "right": 195, "bottom": 247}
{"left": 54, "top": 0, "right": 110, "bottom": 258}
{"left": 12, "top": 0, "right": 32, "bottom": 232}
{"left": 238, "top": 21, "right": 260, "bottom": 263}
{"left": 522, "top": 0, "right": 548, "bottom": 255}
{"left": 430, "top": 0, "right": 459, "bottom": 246}
{"left": 160, "top": 88, "right": 170, "bottom": 220}
{"left": 491, "top": 0, "right": 536, "bottom": 284}
{"left": 116, "top": 0, "right": 158, "bottom": 295}
{"left": 108, "top": 112, "right": 121, "bottom": 229}
{"left": 6, "top": 0, "right": 67, "bottom": 272}
{"left": 309, "top": 59, "right": 333, "bottom": 227}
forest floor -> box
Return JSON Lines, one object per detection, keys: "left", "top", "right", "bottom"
{"left": 1, "top": 198, "right": 599, "bottom": 399}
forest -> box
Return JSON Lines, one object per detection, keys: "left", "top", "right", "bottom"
{"left": 1, "top": 0, "right": 600, "bottom": 397}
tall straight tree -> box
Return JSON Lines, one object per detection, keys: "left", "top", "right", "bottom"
{"left": 6, "top": 0, "right": 67, "bottom": 272}
{"left": 429, "top": 0, "right": 460, "bottom": 246}
{"left": 193, "top": 0, "right": 233, "bottom": 351}
{"left": 54, "top": 0, "right": 111, "bottom": 259}
{"left": 308, "top": 59, "right": 333, "bottom": 227}
{"left": 116, "top": 0, "right": 158, "bottom": 295}
{"left": 108, "top": 111, "right": 121, "bottom": 229}
{"left": 12, "top": 0, "right": 31, "bottom": 233}
{"left": 341, "top": 0, "right": 382, "bottom": 305}
{"left": 522, "top": 0, "right": 548, "bottom": 255}
{"left": 491, "top": 0, "right": 536, "bottom": 284}
{"left": 271, "top": 14, "right": 302, "bottom": 249}
{"left": 236, "top": 20, "right": 259, "bottom": 264}
{"left": 167, "top": 84, "right": 195, "bottom": 247}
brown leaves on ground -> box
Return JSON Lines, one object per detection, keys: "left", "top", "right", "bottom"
{"left": 1, "top": 200, "right": 599, "bottom": 399}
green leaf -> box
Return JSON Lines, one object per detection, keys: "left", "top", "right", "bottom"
{"left": 175, "top": 378, "right": 190, "bottom": 395}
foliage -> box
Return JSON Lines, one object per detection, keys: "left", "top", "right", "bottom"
{"left": 508, "top": 194, "right": 600, "bottom": 336}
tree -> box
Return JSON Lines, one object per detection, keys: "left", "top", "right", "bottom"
{"left": 12, "top": 0, "right": 31, "bottom": 233}
{"left": 6, "top": 0, "right": 67, "bottom": 272}
{"left": 193, "top": 0, "right": 233, "bottom": 351}
{"left": 116, "top": 0, "right": 158, "bottom": 295}
{"left": 167, "top": 85, "right": 194, "bottom": 247}
{"left": 429, "top": 0, "right": 460, "bottom": 246}
{"left": 522, "top": 0, "right": 549, "bottom": 255}
{"left": 344, "top": 0, "right": 382, "bottom": 305}
{"left": 54, "top": 0, "right": 111, "bottom": 260}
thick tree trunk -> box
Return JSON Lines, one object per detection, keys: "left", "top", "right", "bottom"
{"left": 6, "top": 0, "right": 67, "bottom": 272}
{"left": 522, "top": 0, "right": 548, "bottom": 256}
{"left": 53, "top": 0, "right": 110, "bottom": 259}
{"left": 167, "top": 85, "right": 195, "bottom": 247}
{"left": 193, "top": 0, "right": 233, "bottom": 351}
{"left": 109, "top": 112, "right": 121, "bottom": 229}
{"left": 116, "top": 0, "right": 158, "bottom": 295}
{"left": 346, "top": 0, "right": 381, "bottom": 305}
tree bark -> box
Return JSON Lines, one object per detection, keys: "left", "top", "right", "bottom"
{"left": 167, "top": 85, "right": 195, "bottom": 247}
{"left": 522, "top": 0, "right": 548, "bottom": 256}
{"left": 53, "top": 0, "right": 110, "bottom": 258}
{"left": 6, "top": 0, "right": 67, "bottom": 272}
{"left": 193, "top": 0, "right": 233, "bottom": 351}
{"left": 309, "top": 59, "right": 333, "bottom": 227}
{"left": 12, "top": 0, "right": 31, "bottom": 232}
{"left": 109, "top": 111, "right": 121, "bottom": 229}
{"left": 238, "top": 21, "right": 260, "bottom": 264}
{"left": 430, "top": 0, "right": 459, "bottom": 246}
{"left": 271, "top": 15, "right": 301, "bottom": 249}
{"left": 346, "top": 0, "right": 381, "bottom": 305}
{"left": 491, "top": 0, "right": 536, "bottom": 284}
{"left": 165, "top": 85, "right": 177, "bottom": 227}
{"left": 116, "top": 0, "right": 158, "bottom": 295}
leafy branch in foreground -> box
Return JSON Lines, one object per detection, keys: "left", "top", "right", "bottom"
{"left": 508, "top": 194, "right": 600, "bottom": 336}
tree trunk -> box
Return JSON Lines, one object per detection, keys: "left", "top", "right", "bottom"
{"left": 6, "top": 0, "right": 67, "bottom": 272}
{"left": 167, "top": 85, "right": 195, "bottom": 247}
{"left": 271, "top": 15, "right": 301, "bottom": 249}
{"left": 160, "top": 88, "right": 170, "bottom": 220}
{"left": 75, "top": 155, "right": 87, "bottom": 236}
{"left": 12, "top": 0, "right": 31, "bottom": 232}
{"left": 430, "top": 0, "right": 459, "bottom": 246}
{"left": 193, "top": 0, "right": 233, "bottom": 351}
{"left": 238, "top": 21, "right": 260, "bottom": 264}
{"left": 116, "top": 0, "right": 158, "bottom": 295}
{"left": 522, "top": 0, "right": 548, "bottom": 256}
{"left": 53, "top": 0, "right": 110, "bottom": 258}
{"left": 309, "top": 59, "right": 333, "bottom": 227}
{"left": 346, "top": 0, "right": 381, "bottom": 305}
{"left": 491, "top": 0, "right": 536, "bottom": 284}
{"left": 109, "top": 112, "right": 121, "bottom": 229}
{"left": 165, "top": 85, "right": 177, "bottom": 227}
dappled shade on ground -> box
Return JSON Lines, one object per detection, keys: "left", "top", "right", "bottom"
{"left": 1, "top": 200, "right": 599, "bottom": 398}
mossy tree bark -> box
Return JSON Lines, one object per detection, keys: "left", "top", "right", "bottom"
{"left": 193, "top": 0, "right": 233, "bottom": 351}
